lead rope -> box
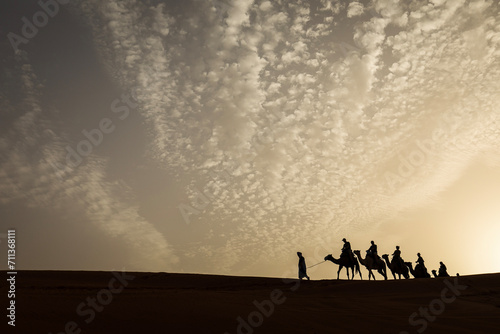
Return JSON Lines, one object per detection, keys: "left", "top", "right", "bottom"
{"left": 307, "top": 260, "right": 326, "bottom": 269}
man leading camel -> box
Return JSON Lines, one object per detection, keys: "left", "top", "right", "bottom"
{"left": 297, "top": 252, "right": 310, "bottom": 281}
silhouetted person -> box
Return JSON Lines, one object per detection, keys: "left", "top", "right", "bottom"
{"left": 367, "top": 240, "right": 378, "bottom": 259}
{"left": 416, "top": 253, "right": 425, "bottom": 266}
{"left": 392, "top": 246, "right": 403, "bottom": 268}
{"left": 438, "top": 261, "right": 449, "bottom": 277}
{"left": 341, "top": 238, "right": 354, "bottom": 262}
{"left": 342, "top": 238, "right": 351, "bottom": 253}
{"left": 297, "top": 252, "right": 310, "bottom": 280}
{"left": 415, "top": 252, "right": 429, "bottom": 277}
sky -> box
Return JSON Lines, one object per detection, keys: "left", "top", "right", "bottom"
{"left": 0, "top": 0, "right": 499, "bottom": 279}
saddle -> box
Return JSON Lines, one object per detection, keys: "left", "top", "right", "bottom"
{"left": 368, "top": 252, "right": 382, "bottom": 265}
{"left": 340, "top": 250, "right": 355, "bottom": 263}
{"left": 391, "top": 257, "right": 404, "bottom": 268}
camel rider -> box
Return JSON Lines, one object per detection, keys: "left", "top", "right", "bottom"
{"left": 392, "top": 246, "right": 403, "bottom": 267}
{"left": 341, "top": 238, "right": 351, "bottom": 253}
{"left": 416, "top": 253, "right": 426, "bottom": 269}
{"left": 367, "top": 240, "right": 378, "bottom": 259}
{"left": 341, "top": 238, "right": 354, "bottom": 262}
{"left": 439, "top": 261, "right": 449, "bottom": 277}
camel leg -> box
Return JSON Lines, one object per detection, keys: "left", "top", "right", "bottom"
{"left": 344, "top": 266, "right": 350, "bottom": 280}
{"left": 337, "top": 267, "right": 341, "bottom": 280}
{"left": 379, "top": 268, "right": 387, "bottom": 280}
{"left": 378, "top": 269, "right": 384, "bottom": 279}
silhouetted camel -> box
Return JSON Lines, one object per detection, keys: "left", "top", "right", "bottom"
{"left": 405, "top": 262, "right": 431, "bottom": 278}
{"left": 353, "top": 250, "right": 387, "bottom": 280}
{"left": 382, "top": 254, "right": 409, "bottom": 279}
{"left": 324, "top": 254, "right": 362, "bottom": 280}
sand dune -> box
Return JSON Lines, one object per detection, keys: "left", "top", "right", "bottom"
{"left": 2, "top": 271, "right": 500, "bottom": 333}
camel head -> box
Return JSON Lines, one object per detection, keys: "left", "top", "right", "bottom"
{"left": 404, "top": 262, "right": 413, "bottom": 269}
{"left": 381, "top": 254, "right": 389, "bottom": 259}
{"left": 324, "top": 254, "right": 333, "bottom": 261}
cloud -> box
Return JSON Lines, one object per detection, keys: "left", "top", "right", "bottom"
{"left": 31, "top": 0, "right": 500, "bottom": 274}
{"left": 0, "top": 59, "right": 177, "bottom": 270}
{"left": 347, "top": 1, "right": 364, "bottom": 18}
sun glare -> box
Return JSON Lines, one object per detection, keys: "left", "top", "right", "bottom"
{"left": 463, "top": 209, "right": 500, "bottom": 274}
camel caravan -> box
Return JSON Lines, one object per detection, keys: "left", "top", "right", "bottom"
{"left": 301, "top": 238, "right": 451, "bottom": 280}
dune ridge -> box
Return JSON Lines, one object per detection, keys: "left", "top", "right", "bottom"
{"left": 2, "top": 270, "right": 500, "bottom": 333}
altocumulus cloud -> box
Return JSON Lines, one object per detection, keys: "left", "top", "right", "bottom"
{"left": 70, "top": 0, "right": 500, "bottom": 275}
{"left": 2, "top": 0, "right": 499, "bottom": 275}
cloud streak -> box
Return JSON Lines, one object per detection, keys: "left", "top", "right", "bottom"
{"left": 0, "top": 59, "right": 177, "bottom": 270}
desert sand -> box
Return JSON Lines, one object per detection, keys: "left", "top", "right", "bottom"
{"left": 2, "top": 270, "right": 500, "bottom": 333}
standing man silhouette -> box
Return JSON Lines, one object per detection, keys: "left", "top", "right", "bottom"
{"left": 297, "top": 252, "right": 310, "bottom": 280}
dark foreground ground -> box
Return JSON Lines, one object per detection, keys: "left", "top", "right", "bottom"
{"left": 1, "top": 271, "right": 500, "bottom": 333}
